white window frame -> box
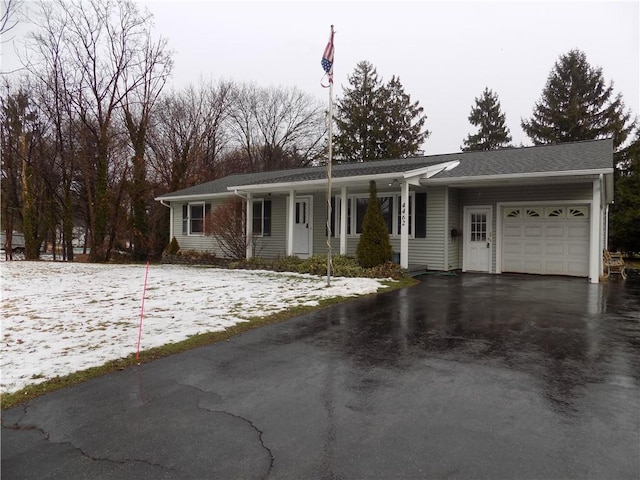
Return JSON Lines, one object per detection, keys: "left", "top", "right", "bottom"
{"left": 187, "top": 202, "right": 205, "bottom": 236}
{"left": 335, "top": 193, "right": 415, "bottom": 238}
{"left": 252, "top": 199, "right": 265, "bottom": 237}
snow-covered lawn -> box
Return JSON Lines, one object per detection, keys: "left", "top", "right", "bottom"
{"left": 1, "top": 261, "right": 385, "bottom": 394}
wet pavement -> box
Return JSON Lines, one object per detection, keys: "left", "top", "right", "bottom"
{"left": 2, "top": 273, "right": 639, "bottom": 479}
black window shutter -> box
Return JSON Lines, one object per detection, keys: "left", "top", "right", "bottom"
{"left": 329, "top": 197, "right": 336, "bottom": 236}
{"left": 415, "top": 192, "right": 427, "bottom": 238}
{"left": 263, "top": 200, "right": 271, "bottom": 236}
{"left": 204, "top": 204, "right": 211, "bottom": 234}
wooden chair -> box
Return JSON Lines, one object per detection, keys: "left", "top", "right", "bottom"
{"left": 603, "top": 250, "right": 627, "bottom": 279}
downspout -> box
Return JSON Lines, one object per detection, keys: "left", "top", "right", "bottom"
{"left": 159, "top": 200, "right": 173, "bottom": 241}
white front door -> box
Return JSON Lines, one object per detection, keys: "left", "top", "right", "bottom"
{"left": 464, "top": 206, "right": 492, "bottom": 273}
{"left": 293, "top": 197, "right": 312, "bottom": 258}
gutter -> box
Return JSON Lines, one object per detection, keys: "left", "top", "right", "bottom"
{"left": 233, "top": 189, "right": 248, "bottom": 201}
{"left": 422, "top": 168, "right": 613, "bottom": 185}
{"left": 155, "top": 192, "right": 233, "bottom": 202}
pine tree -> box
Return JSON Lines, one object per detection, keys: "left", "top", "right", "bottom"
{"left": 462, "top": 87, "right": 512, "bottom": 151}
{"left": 356, "top": 181, "right": 393, "bottom": 268}
{"left": 334, "top": 61, "right": 384, "bottom": 162}
{"left": 379, "top": 76, "right": 429, "bottom": 158}
{"left": 334, "top": 61, "right": 429, "bottom": 162}
{"left": 521, "top": 49, "right": 635, "bottom": 150}
{"left": 609, "top": 129, "right": 640, "bottom": 253}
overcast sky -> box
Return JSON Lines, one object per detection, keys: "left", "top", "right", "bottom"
{"left": 2, "top": 0, "right": 639, "bottom": 155}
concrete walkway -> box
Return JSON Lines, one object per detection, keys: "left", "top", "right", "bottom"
{"left": 3, "top": 273, "right": 639, "bottom": 479}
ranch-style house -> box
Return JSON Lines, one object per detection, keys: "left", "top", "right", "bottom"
{"left": 156, "top": 138, "right": 614, "bottom": 284}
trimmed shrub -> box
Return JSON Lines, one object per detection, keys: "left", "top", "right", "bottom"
{"left": 165, "top": 236, "right": 180, "bottom": 255}
{"left": 356, "top": 181, "right": 393, "bottom": 268}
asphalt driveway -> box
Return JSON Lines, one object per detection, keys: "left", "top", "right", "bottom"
{"left": 2, "top": 273, "right": 639, "bottom": 479}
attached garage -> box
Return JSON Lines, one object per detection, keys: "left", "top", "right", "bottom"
{"left": 501, "top": 205, "right": 590, "bottom": 277}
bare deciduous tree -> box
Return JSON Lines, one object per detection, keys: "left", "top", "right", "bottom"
{"left": 1, "top": 0, "right": 22, "bottom": 36}
{"left": 122, "top": 28, "right": 172, "bottom": 260}
{"left": 27, "top": 0, "right": 172, "bottom": 261}
{"left": 147, "top": 79, "right": 233, "bottom": 192}
{"left": 227, "top": 83, "right": 326, "bottom": 173}
{"left": 205, "top": 197, "right": 247, "bottom": 260}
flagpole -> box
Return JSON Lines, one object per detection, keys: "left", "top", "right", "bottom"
{"left": 326, "top": 77, "right": 333, "bottom": 287}
{"left": 321, "top": 24, "right": 335, "bottom": 287}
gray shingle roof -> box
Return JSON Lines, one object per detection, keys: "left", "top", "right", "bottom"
{"left": 157, "top": 139, "right": 613, "bottom": 199}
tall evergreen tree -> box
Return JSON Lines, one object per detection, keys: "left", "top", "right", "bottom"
{"left": 462, "top": 87, "right": 512, "bottom": 151}
{"left": 378, "top": 75, "right": 429, "bottom": 159}
{"left": 334, "top": 61, "right": 383, "bottom": 162}
{"left": 521, "top": 49, "right": 635, "bottom": 150}
{"left": 334, "top": 61, "right": 428, "bottom": 162}
{"left": 609, "top": 129, "right": 640, "bottom": 254}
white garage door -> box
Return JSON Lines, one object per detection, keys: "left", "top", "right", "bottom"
{"left": 502, "top": 206, "right": 590, "bottom": 277}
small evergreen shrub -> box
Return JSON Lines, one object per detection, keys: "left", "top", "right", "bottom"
{"left": 356, "top": 181, "right": 393, "bottom": 268}
{"left": 166, "top": 236, "right": 180, "bottom": 255}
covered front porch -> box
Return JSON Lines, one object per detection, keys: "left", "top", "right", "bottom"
{"left": 230, "top": 160, "right": 460, "bottom": 269}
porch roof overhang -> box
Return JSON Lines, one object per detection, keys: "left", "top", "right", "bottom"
{"left": 226, "top": 160, "right": 462, "bottom": 194}
{"left": 154, "top": 192, "right": 235, "bottom": 202}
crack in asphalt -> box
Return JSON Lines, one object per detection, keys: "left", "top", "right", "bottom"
{"left": 178, "top": 382, "right": 275, "bottom": 479}
{"left": 200, "top": 406, "right": 275, "bottom": 480}
{"left": 2, "top": 416, "right": 182, "bottom": 476}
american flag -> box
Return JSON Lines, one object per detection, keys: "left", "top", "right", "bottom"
{"left": 321, "top": 26, "right": 334, "bottom": 85}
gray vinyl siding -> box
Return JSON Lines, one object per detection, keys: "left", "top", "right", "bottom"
{"left": 255, "top": 195, "right": 287, "bottom": 258}
{"left": 459, "top": 183, "right": 592, "bottom": 206}
{"left": 407, "top": 186, "right": 446, "bottom": 269}
{"left": 448, "top": 188, "right": 462, "bottom": 270}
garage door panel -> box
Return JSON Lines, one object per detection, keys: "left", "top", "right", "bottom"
{"left": 524, "top": 243, "right": 543, "bottom": 255}
{"left": 567, "top": 242, "right": 588, "bottom": 256}
{"left": 503, "top": 225, "right": 523, "bottom": 237}
{"left": 545, "top": 226, "right": 565, "bottom": 237}
{"left": 503, "top": 259, "right": 524, "bottom": 271}
{"left": 503, "top": 242, "right": 523, "bottom": 255}
{"left": 502, "top": 205, "right": 589, "bottom": 277}
{"left": 524, "top": 259, "right": 544, "bottom": 273}
{"left": 567, "top": 261, "right": 588, "bottom": 275}
{"left": 568, "top": 225, "right": 589, "bottom": 238}
{"left": 544, "top": 261, "right": 566, "bottom": 275}
{"left": 545, "top": 243, "right": 565, "bottom": 255}
{"left": 524, "top": 226, "right": 543, "bottom": 237}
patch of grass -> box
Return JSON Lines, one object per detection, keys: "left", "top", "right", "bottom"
{"left": 1, "top": 277, "right": 418, "bottom": 410}
{"left": 624, "top": 257, "right": 640, "bottom": 270}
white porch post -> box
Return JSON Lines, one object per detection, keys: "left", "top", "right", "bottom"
{"left": 340, "top": 186, "right": 347, "bottom": 255}
{"left": 400, "top": 181, "right": 409, "bottom": 269}
{"left": 287, "top": 189, "right": 296, "bottom": 256}
{"left": 589, "top": 178, "right": 602, "bottom": 283}
{"left": 245, "top": 192, "right": 253, "bottom": 259}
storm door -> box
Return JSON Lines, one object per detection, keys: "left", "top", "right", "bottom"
{"left": 464, "top": 206, "right": 492, "bottom": 272}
